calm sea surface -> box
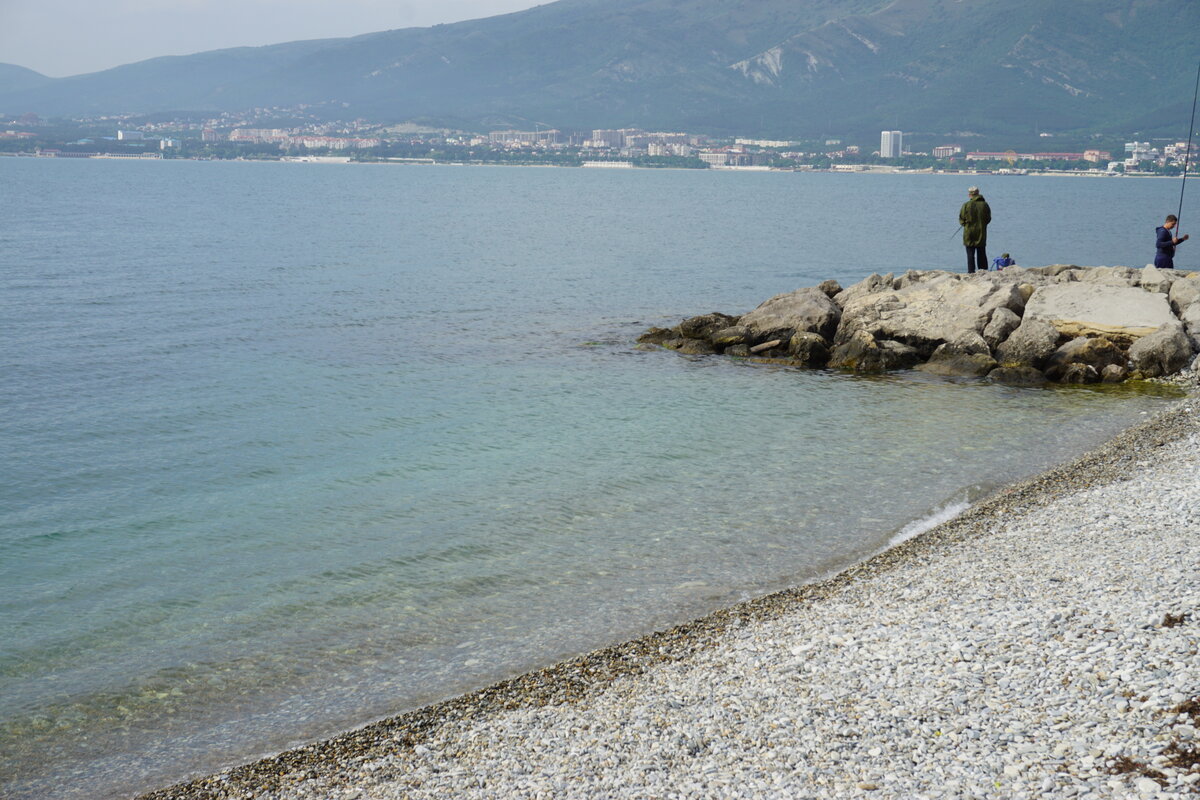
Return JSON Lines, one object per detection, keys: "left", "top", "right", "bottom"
{"left": 0, "top": 159, "right": 1187, "bottom": 798}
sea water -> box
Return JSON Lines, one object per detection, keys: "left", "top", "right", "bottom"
{"left": 0, "top": 159, "right": 1186, "bottom": 799}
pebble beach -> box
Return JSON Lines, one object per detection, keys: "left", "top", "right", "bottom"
{"left": 140, "top": 377, "right": 1200, "bottom": 800}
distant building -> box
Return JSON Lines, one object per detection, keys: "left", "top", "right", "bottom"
{"left": 736, "top": 138, "right": 794, "bottom": 148}
{"left": 1083, "top": 149, "right": 1112, "bottom": 163}
{"left": 201, "top": 129, "right": 222, "bottom": 142}
{"left": 1125, "top": 141, "right": 1153, "bottom": 161}
{"left": 489, "top": 129, "right": 562, "bottom": 146}
{"left": 880, "top": 130, "right": 903, "bottom": 158}
{"left": 229, "top": 129, "right": 289, "bottom": 144}
{"left": 160, "top": 138, "right": 180, "bottom": 150}
{"left": 932, "top": 145, "right": 962, "bottom": 158}
{"left": 289, "top": 136, "right": 381, "bottom": 150}
{"left": 589, "top": 129, "right": 647, "bottom": 149}
{"left": 965, "top": 152, "right": 1089, "bottom": 162}
{"left": 117, "top": 130, "right": 145, "bottom": 141}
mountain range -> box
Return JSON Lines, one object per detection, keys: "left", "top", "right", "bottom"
{"left": 2, "top": 0, "right": 1197, "bottom": 136}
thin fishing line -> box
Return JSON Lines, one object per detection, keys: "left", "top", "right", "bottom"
{"left": 1177, "top": 58, "right": 1200, "bottom": 228}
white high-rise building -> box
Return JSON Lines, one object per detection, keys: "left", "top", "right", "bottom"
{"left": 881, "top": 130, "right": 903, "bottom": 158}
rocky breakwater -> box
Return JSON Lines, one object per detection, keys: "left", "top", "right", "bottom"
{"left": 638, "top": 265, "right": 1200, "bottom": 385}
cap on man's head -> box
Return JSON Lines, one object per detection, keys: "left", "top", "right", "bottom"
{"left": 967, "top": 186, "right": 980, "bottom": 195}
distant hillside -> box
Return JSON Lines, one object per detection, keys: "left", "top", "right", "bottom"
{"left": 0, "top": 63, "right": 51, "bottom": 95}
{"left": 1, "top": 0, "right": 1197, "bottom": 136}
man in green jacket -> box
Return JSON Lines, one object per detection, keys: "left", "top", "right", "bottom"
{"left": 959, "top": 186, "right": 992, "bottom": 273}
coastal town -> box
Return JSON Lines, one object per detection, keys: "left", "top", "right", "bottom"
{"left": 2, "top": 109, "right": 1195, "bottom": 175}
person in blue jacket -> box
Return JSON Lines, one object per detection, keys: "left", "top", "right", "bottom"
{"left": 1156, "top": 214, "right": 1189, "bottom": 269}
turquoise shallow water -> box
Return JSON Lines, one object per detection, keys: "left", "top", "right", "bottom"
{"left": 0, "top": 160, "right": 1186, "bottom": 798}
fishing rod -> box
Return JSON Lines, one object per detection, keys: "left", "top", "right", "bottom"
{"left": 1178, "top": 58, "right": 1200, "bottom": 233}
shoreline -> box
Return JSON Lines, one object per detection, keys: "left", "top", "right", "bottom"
{"left": 5, "top": 153, "right": 1188, "bottom": 179}
{"left": 137, "top": 378, "right": 1200, "bottom": 800}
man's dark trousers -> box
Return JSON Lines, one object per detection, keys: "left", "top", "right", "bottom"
{"left": 966, "top": 246, "right": 988, "bottom": 273}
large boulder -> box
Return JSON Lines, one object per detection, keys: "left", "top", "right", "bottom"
{"left": 1057, "top": 363, "right": 1101, "bottom": 384}
{"left": 831, "top": 272, "right": 894, "bottom": 308}
{"left": 835, "top": 272, "right": 1026, "bottom": 357}
{"left": 828, "top": 329, "right": 920, "bottom": 372}
{"left": 787, "top": 332, "right": 831, "bottom": 367}
{"left": 1022, "top": 283, "right": 1176, "bottom": 346}
{"left": 982, "top": 307, "right": 1022, "bottom": 349}
{"left": 1076, "top": 266, "right": 1140, "bottom": 287}
{"left": 1127, "top": 321, "right": 1194, "bottom": 378}
{"left": 676, "top": 338, "right": 718, "bottom": 355}
{"left": 994, "top": 318, "right": 1062, "bottom": 368}
{"left": 739, "top": 287, "right": 841, "bottom": 342}
{"left": 1043, "top": 336, "right": 1125, "bottom": 382}
{"left": 710, "top": 326, "right": 752, "bottom": 348}
{"left": 1168, "top": 274, "right": 1200, "bottom": 315}
{"left": 917, "top": 339, "right": 998, "bottom": 377}
{"left": 1180, "top": 302, "right": 1200, "bottom": 351}
{"left": 637, "top": 326, "right": 678, "bottom": 345}
{"left": 679, "top": 313, "right": 737, "bottom": 340}
{"left": 816, "top": 279, "right": 843, "bottom": 298}
{"left": 1101, "top": 364, "right": 1129, "bottom": 383}
{"left": 1138, "top": 265, "right": 1179, "bottom": 294}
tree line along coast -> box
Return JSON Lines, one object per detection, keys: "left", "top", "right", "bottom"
{"left": 2, "top": 113, "right": 1194, "bottom": 176}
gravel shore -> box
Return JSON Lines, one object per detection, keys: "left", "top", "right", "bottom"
{"left": 141, "top": 385, "right": 1200, "bottom": 800}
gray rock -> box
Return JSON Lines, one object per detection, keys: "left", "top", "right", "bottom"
{"left": 1168, "top": 275, "right": 1200, "bottom": 315}
{"left": 679, "top": 313, "right": 737, "bottom": 341}
{"left": 676, "top": 338, "right": 718, "bottom": 355}
{"left": 831, "top": 272, "right": 894, "bottom": 309}
{"left": 787, "top": 332, "right": 831, "bottom": 367}
{"left": 1043, "top": 337, "right": 1125, "bottom": 382}
{"left": 948, "top": 330, "right": 991, "bottom": 354}
{"left": 989, "top": 366, "right": 1049, "bottom": 386}
{"left": 1030, "top": 264, "right": 1080, "bottom": 277}
{"left": 983, "top": 308, "right": 1022, "bottom": 349}
{"left": 637, "top": 327, "right": 679, "bottom": 345}
{"left": 725, "top": 344, "right": 752, "bottom": 357}
{"left": 829, "top": 330, "right": 920, "bottom": 372}
{"left": 816, "top": 279, "right": 843, "bottom": 299}
{"left": 710, "top": 326, "right": 752, "bottom": 348}
{"left": 1101, "top": 364, "right": 1128, "bottom": 383}
{"left": 1138, "top": 264, "right": 1179, "bottom": 294}
{"left": 1057, "top": 363, "right": 1101, "bottom": 384}
{"left": 1024, "top": 284, "right": 1176, "bottom": 345}
{"left": 739, "top": 288, "right": 841, "bottom": 342}
{"left": 1127, "top": 321, "right": 1194, "bottom": 378}
{"left": 1181, "top": 302, "right": 1200, "bottom": 351}
{"left": 1076, "top": 266, "right": 1140, "bottom": 287}
{"left": 994, "top": 319, "right": 1062, "bottom": 368}
{"left": 917, "top": 341, "right": 998, "bottom": 377}
{"left": 835, "top": 272, "right": 1025, "bottom": 356}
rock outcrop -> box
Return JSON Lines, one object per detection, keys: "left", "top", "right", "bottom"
{"left": 739, "top": 288, "right": 841, "bottom": 342}
{"left": 835, "top": 271, "right": 1025, "bottom": 357}
{"left": 641, "top": 265, "right": 1199, "bottom": 385}
{"left": 1022, "top": 284, "right": 1176, "bottom": 345}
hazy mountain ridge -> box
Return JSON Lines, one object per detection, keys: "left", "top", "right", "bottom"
{"left": 1, "top": 0, "right": 1196, "bottom": 136}
{"left": 0, "top": 63, "right": 52, "bottom": 95}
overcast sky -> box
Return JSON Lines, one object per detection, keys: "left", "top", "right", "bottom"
{"left": 0, "top": 0, "right": 546, "bottom": 77}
